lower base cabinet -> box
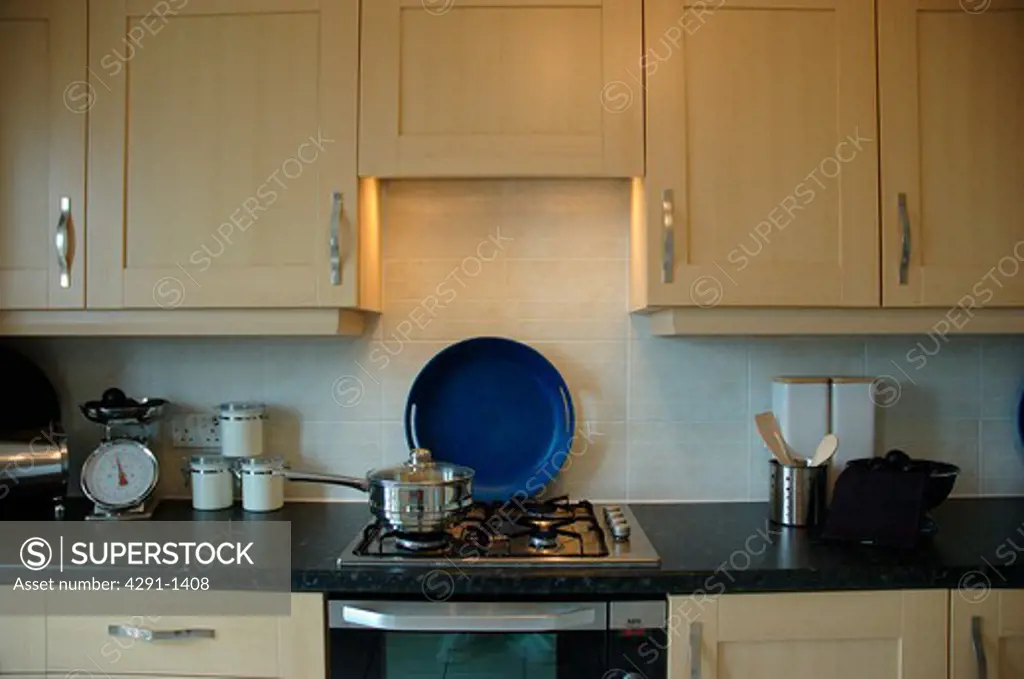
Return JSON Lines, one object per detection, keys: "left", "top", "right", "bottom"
{"left": 951, "top": 589, "right": 1024, "bottom": 679}
{"left": 668, "top": 590, "right": 948, "bottom": 679}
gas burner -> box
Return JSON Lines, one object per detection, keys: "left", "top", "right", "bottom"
{"left": 394, "top": 532, "right": 449, "bottom": 552}
{"left": 529, "top": 530, "right": 561, "bottom": 550}
{"left": 521, "top": 495, "right": 577, "bottom": 521}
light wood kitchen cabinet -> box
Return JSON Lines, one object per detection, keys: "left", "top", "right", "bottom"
{"left": 0, "top": 0, "right": 87, "bottom": 310}
{"left": 87, "top": 0, "right": 375, "bottom": 311}
{"left": 951, "top": 589, "right": 1024, "bottom": 679}
{"left": 667, "top": 590, "right": 947, "bottom": 679}
{"left": 879, "top": 0, "right": 1024, "bottom": 308}
{"left": 359, "top": 0, "right": 643, "bottom": 178}
{"left": 46, "top": 592, "right": 324, "bottom": 679}
{"left": 636, "top": 0, "right": 880, "bottom": 310}
{"left": 0, "top": 592, "right": 45, "bottom": 674}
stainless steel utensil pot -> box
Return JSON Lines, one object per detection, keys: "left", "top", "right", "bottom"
{"left": 0, "top": 438, "right": 69, "bottom": 499}
{"left": 769, "top": 460, "right": 828, "bottom": 527}
{"left": 281, "top": 448, "right": 473, "bottom": 533}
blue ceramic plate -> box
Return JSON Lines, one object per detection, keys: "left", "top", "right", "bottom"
{"left": 404, "top": 337, "right": 575, "bottom": 503}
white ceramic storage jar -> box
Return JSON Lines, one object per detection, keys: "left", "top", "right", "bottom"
{"left": 187, "top": 454, "right": 234, "bottom": 511}
{"left": 237, "top": 456, "right": 285, "bottom": 512}
{"left": 219, "top": 402, "right": 266, "bottom": 458}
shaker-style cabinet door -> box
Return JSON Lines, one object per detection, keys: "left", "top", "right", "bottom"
{"left": 879, "top": 0, "right": 1024, "bottom": 307}
{"left": 359, "top": 0, "right": 644, "bottom": 178}
{"left": 0, "top": 592, "right": 45, "bottom": 673}
{"left": 951, "top": 589, "right": 1024, "bottom": 679}
{"left": 640, "top": 0, "right": 879, "bottom": 309}
{"left": 667, "top": 591, "right": 947, "bottom": 679}
{"left": 87, "top": 0, "right": 360, "bottom": 309}
{"left": 0, "top": 0, "right": 87, "bottom": 309}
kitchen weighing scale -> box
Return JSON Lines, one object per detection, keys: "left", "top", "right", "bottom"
{"left": 79, "top": 389, "right": 167, "bottom": 520}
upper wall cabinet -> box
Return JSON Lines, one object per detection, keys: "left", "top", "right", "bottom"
{"left": 879, "top": 0, "right": 1024, "bottom": 307}
{"left": 87, "top": 0, "right": 369, "bottom": 310}
{"left": 0, "top": 0, "right": 86, "bottom": 310}
{"left": 636, "top": 0, "right": 880, "bottom": 310}
{"left": 359, "top": 0, "right": 644, "bottom": 178}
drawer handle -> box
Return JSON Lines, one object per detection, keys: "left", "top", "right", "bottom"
{"left": 971, "top": 616, "right": 988, "bottom": 679}
{"left": 108, "top": 624, "right": 215, "bottom": 642}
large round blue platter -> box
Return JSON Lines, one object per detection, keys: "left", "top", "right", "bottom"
{"left": 404, "top": 337, "right": 575, "bottom": 503}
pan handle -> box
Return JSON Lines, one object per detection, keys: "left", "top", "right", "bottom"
{"left": 278, "top": 469, "right": 370, "bottom": 492}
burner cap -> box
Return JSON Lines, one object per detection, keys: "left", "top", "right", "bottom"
{"left": 394, "top": 532, "right": 448, "bottom": 552}
{"left": 529, "top": 530, "right": 560, "bottom": 550}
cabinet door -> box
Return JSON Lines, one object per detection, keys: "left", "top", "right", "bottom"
{"left": 0, "top": 592, "right": 45, "bottom": 673}
{"left": 667, "top": 591, "right": 947, "bottom": 679}
{"left": 360, "top": 0, "right": 643, "bottom": 178}
{"left": 951, "top": 589, "right": 1024, "bottom": 679}
{"left": 642, "top": 0, "right": 879, "bottom": 309}
{"left": 87, "top": 0, "right": 360, "bottom": 309}
{"left": 0, "top": 0, "right": 86, "bottom": 309}
{"left": 880, "top": 1, "right": 1024, "bottom": 307}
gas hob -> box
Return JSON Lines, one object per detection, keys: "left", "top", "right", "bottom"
{"left": 337, "top": 497, "right": 660, "bottom": 568}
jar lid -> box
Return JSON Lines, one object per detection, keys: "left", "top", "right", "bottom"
{"left": 188, "top": 454, "right": 232, "bottom": 471}
{"left": 219, "top": 402, "right": 267, "bottom": 418}
{"left": 237, "top": 455, "right": 285, "bottom": 471}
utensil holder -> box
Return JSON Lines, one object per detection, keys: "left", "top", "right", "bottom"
{"left": 769, "top": 460, "right": 828, "bottom": 527}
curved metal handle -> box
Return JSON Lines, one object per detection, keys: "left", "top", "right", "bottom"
{"left": 278, "top": 468, "right": 369, "bottom": 492}
{"left": 56, "top": 196, "right": 71, "bottom": 289}
{"left": 971, "top": 616, "right": 988, "bottom": 679}
{"left": 898, "top": 192, "right": 911, "bottom": 285}
{"left": 329, "top": 191, "right": 343, "bottom": 285}
{"left": 689, "top": 620, "right": 702, "bottom": 679}
{"left": 342, "top": 604, "right": 596, "bottom": 632}
{"left": 108, "top": 625, "right": 215, "bottom": 642}
{"left": 661, "top": 189, "right": 675, "bottom": 284}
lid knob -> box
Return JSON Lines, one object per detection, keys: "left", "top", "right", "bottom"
{"left": 408, "top": 448, "right": 433, "bottom": 466}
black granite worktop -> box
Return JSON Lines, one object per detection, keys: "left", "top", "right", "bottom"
{"left": 146, "top": 497, "right": 1024, "bottom": 598}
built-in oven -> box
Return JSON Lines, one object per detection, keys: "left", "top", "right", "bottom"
{"left": 329, "top": 599, "right": 668, "bottom": 679}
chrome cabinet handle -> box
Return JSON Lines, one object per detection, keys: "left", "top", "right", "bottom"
{"left": 661, "top": 189, "right": 675, "bottom": 284}
{"left": 329, "top": 191, "right": 343, "bottom": 285}
{"left": 108, "top": 624, "right": 215, "bottom": 642}
{"left": 689, "top": 620, "right": 702, "bottom": 679}
{"left": 898, "top": 192, "right": 911, "bottom": 285}
{"left": 971, "top": 616, "right": 988, "bottom": 679}
{"left": 55, "top": 196, "right": 71, "bottom": 289}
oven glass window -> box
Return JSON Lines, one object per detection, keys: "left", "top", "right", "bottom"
{"left": 386, "top": 633, "right": 557, "bottom": 679}
{"left": 332, "top": 628, "right": 608, "bottom": 679}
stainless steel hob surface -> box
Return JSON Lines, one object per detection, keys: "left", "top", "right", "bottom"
{"left": 337, "top": 498, "right": 660, "bottom": 568}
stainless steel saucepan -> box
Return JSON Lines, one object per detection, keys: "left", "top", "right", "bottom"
{"left": 280, "top": 448, "right": 473, "bottom": 533}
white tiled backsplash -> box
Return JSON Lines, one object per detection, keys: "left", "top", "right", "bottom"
{"left": 10, "top": 180, "right": 1024, "bottom": 501}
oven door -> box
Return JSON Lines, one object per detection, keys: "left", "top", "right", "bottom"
{"left": 329, "top": 600, "right": 609, "bottom": 679}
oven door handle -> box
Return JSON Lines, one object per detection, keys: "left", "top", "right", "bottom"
{"left": 340, "top": 604, "right": 598, "bottom": 632}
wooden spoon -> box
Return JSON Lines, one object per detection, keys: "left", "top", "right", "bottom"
{"left": 809, "top": 434, "right": 839, "bottom": 467}
{"left": 755, "top": 411, "right": 795, "bottom": 466}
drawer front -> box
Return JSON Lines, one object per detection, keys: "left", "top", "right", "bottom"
{"left": 0, "top": 591, "right": 45, "bottom": 673}
{"left": 46, "top": 608, "right": 281, "bottom": 678}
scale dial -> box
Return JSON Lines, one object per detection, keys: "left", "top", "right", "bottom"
{"left": 81, "top": 440, "right": 159, "bottom": 509}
